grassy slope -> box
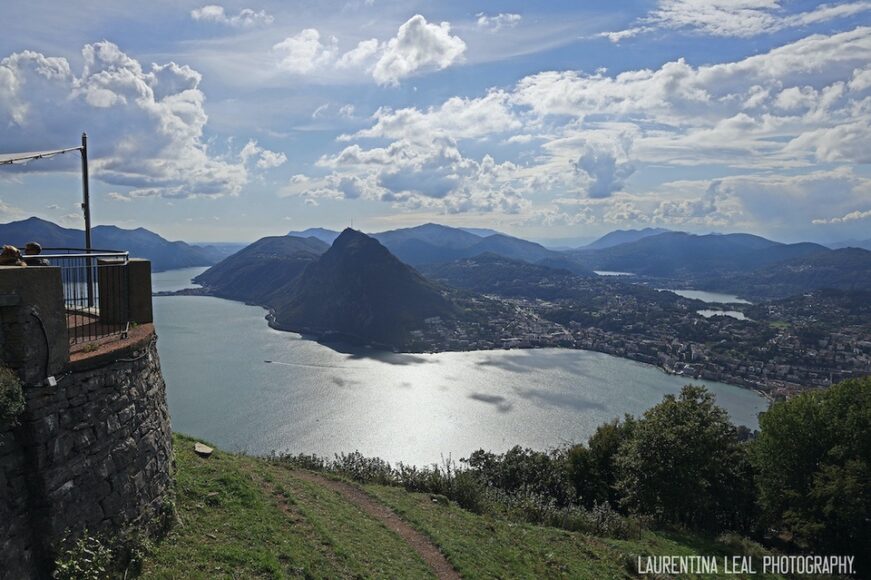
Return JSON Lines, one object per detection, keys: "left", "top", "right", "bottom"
{"left": 142, "top": 434, "right": 778, "bottom": 579}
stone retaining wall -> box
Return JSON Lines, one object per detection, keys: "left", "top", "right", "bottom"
{"left": 1, "top": 260, "right": 172, "bottom": 579}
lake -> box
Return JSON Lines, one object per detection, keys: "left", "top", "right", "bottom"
{"left": 152, "top": 268, "right": 768, "bottom": 465}
{"left": 697, "top": 309, "right": 748, "bottom": 321}
{"left": 661, "top": 289, "right": 752, "bottom": 304}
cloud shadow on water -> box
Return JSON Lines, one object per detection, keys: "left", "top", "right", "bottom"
{"left": 468, "top": 392, "right": 514, "bottom": 413}
{"left": 515, "top": 386, "right": 608, "bottom": 413}
{"left": 314, "top": 339, "right": 436, "bottom": 366}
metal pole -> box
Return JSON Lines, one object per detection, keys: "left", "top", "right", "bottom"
{"left": 81, "top": 132, "right": 94, "bottom": 307}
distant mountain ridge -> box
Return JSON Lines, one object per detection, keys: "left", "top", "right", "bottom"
{"left": 0, "top": 217, "right": 231, "bottom": 272}
{"left": 569, "top": 231, "right": 830, "bottom": 277}
{"left": 286, "top": 227, "right": 341, "bottom": 245}
{"left": 828, "top": 238, "right": 871, "bottom": 251}
{"left": 582, "top": 228, "right": 672, "bottom": 250}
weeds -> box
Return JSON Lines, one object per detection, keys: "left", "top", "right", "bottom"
{"left": 276, "top": 446, "right": 641, "bottom": 538}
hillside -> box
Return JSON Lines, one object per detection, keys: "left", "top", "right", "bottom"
{"left": 141, "top": 433, "right": 776, "bottom": 578}
{"left": 0, "top": 217, "right": 223, "bottom": 272}
{"left": 705, "top": 248, "right": 871, "bottom": 299}
{"left": 421, "top": 254, "right": 592, "bottom": 299}
{"left": 571, "top": 231, "right": 829, "bottom": 277}
{"left": 269, "top": 229, "right": 459, "bottom": 348}
{"left": 193, "top": 235, "right": 329, "bottom": 303}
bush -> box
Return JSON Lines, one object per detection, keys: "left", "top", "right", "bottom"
{"left": 0, "top": 365, "right": 25, "bottom": 426}
{"left": 465, "top": 446, "right": 576, "bottom": 507}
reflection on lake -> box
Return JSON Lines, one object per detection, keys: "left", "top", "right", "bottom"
{"left": 594, "top": 271, "right": 635, "bottom": 276}
{"left": 152, "top": 268, "right": 767, "bottom": 465}
{"left": 661, "top": 289, "right": 752, "bottom": 304}
{"left": 697, "top": 309, "right": 748, "bottom": 321}
{"left": 151, "top": 266, "right": 205, "bottom": 293}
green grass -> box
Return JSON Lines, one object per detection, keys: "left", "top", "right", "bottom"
{"left": 142, "top": 434, "right": 782, "bottom": 579}
{"left": 142, "top": 434, "right": 431, "bottom": 579}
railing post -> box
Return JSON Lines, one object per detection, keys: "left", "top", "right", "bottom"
{"left": 81, "top": 132, "right": 94, "bottom": 308}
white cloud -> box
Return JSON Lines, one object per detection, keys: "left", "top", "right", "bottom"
{"left": 191, "top": 5, "right": 273, "bottom": 27}
{"left": 273, "top": 29, "right": 338, "bottom": 74}
{"left": 106, "top": 191, "right": 134, "bottom": 202}
{"left": 285, "top": 27, "right": 870, "bottom": 232}
{"left": 0, "top": 42, "right": 280, "bottom": 199}
{"left": 602, "top": 0, "right": 871, "bottom": 41}
{"left": 239, "top": 139, "right": 287, "bottom": 169}
{"left": 476, "top": 13, "right": 522, "bottom": 32}
{"left": 350, "top": 90, "right": 520, "bottom": 142}
{"left": 812, "top": 208, "right": 871, "bottom": 224}
{"left": 271, "top": 15, "right": 466, "bottom": 85}
{"left": 372, "top": 15, "right": 466, "bottom": 86}
{"left": 336, "top": 38, "right": 380, "bottom": 69}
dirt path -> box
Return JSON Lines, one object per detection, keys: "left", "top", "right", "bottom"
{"left": 291, "top": 470, "right": 461, "bottom": 580}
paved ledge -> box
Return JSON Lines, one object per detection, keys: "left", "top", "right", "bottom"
{"left": 69, "top": 323, "right": 156, "bottom": 371}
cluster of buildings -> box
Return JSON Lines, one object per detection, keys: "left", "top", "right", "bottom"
{"left": 409, "top": 280, "right": 871, "bottom": 398}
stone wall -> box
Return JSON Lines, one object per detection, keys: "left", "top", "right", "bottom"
{"left": 0, "top": 422, "right": 37, "bottom": 576}
{"left": 1, "top": 330, "right": 172, "bottom": 578}
{"left": 0, "top": 263, "right": 172, "bottom": 579}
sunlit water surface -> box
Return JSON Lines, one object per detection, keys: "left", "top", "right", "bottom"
{"left": 661, "top": 288, "right": 752, "bottom": 304}
{"left": 152, "top": 268, "right": 767, "bottom": 465}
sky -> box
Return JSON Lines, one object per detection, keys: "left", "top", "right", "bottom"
{"left": 0, "top": 0, "right": 869, "bottom": 244}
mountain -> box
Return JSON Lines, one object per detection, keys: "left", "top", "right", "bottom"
{"left": 287, "top": 227, "right": 341, "bottom": 245}
{"left": 460, "top": 227, "right": 502, "bottom": 237}
{"left": 369, "top": 223, "right": 577, "bottom": 270}
{"left": 704, "top": 247, "right": 871, "bottom": 299}
{"left": 829, "top": 238, "right": 871, "bottom": 251}
{"left": 582, "top": 228, "right": 672, "bottom": 251}
{"left": 571, "top": 232, "right": 829, "bottom": 277}
{"left": 194, "top": 236, "right": 329, "bottom": 302}
{"left": 374, "top": 223, "right": 484, "bottom": 249}
{"left": 0, "top": 217, "right": 223, "bottom": 272}
{"left": 420, "top": 254, "right": 589, "bottom": 300}
{"left": 270, "top": 229, "right": 459, "bottom": 348}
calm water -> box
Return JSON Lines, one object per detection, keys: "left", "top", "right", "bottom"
{"left": 661, "top": 289, "right": 752, "bottom": 304}
{"left": 697, "top": 309, "right": 748, "bottom": 321}
{"left": 152, "top": 268, "right": 767, "bottom": 465}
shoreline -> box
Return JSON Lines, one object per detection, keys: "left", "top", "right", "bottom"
{"left": 155, "top": 287, "right": 776, "bottom": 403}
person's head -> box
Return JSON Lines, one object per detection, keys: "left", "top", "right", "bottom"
{"left": 24, "top": 242, "right": 41, "bottom": 256}
{"left": 0, "top": 245, "right": 24, "bottom": 266}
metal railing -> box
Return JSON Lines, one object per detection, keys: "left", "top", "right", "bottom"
{"left": 39, "top": 248, "right": 130, "bottom": 346}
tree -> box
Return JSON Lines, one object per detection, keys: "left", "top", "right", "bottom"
{"left": 752, "top": 377, "right": 870, "bottom": 570}
{"left": 568, "top": 416, "right": 635, "bottom": 509}
{"left": 615, "top": 385, "right": 756, "bottom": 532}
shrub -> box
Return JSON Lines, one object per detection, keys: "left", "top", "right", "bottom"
{"left": 465, "top": 446, "right": 576, "bottom": 507}
{"left": 0, "top": 365, "right": 25, "bottom": 426}
{"left": 53, "top": 528, "right": 152, "bottom": 580}
{"left": 53, "top": 534, "right": 114, "bottom": 580}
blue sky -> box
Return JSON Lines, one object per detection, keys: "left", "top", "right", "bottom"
{"left": 0, "top": 0, "right": 869, "bottom": 244}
